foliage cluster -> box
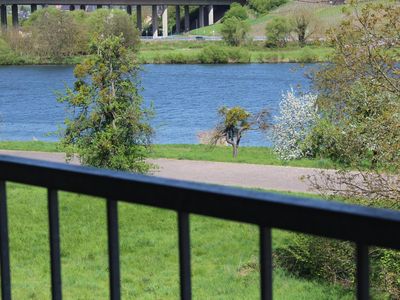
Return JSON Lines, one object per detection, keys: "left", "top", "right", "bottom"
{"left": 86, "top": 9, "right": 140, "bottom": 50}
{"left": 220, "top": 3, "right": 252, "bottom": 47}
{"left": 221, "top": 17, "right": 251, "bottom": 46}
{"left": 223, "top": 3, "right": 248, "bottom": 21}
{"left": 276, "top": 3, "right": 400, "bottom": 298}
{"left": 211, "top": 106, "right": 269, "bottom": 157}
{"left": 272, "top": 89, "right": 318, "bottom": 160}
{"left": 199, "top": 45, "right": 251, "bottom": 63}
{"left": 264, "top": 10, "right": 315, "bottom": 48}
{"left": 265, "top": 16, "right": 292, "bottom": 47}
{"left": 58, "top": 35, "right": 153, "bottom": 173}
{"left": 291, "top": 9, "right": 315, "bottom": 47}
{"left": 248, "top": 0, "right": 288, "bottom": 14}
{"left": 2, "top": 8, "right": 139, "bottom": 60}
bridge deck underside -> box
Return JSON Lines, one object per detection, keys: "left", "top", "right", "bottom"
{"left": 0, "top": 0, "right": 233, "bottom": 5}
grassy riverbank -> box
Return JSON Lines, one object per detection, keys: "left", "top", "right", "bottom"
{"left": 139, "top": 42, "right": 332, "bottom": 64}
{"left": 0, "top": 37, "right": 332, "bottom": 65}
{"left": 0, "top": 141, "right": 335, "bottom": 169}
{"left": 5, "top": 182, "right": 353, "bottom": 299}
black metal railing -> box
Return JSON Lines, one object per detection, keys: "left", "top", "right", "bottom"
{"left": 0, "top": 155, "right": 400, "bottom": 300}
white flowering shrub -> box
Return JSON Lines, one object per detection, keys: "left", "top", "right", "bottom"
{"left": 272, "top": 89, "right": 318, "bottom": 160}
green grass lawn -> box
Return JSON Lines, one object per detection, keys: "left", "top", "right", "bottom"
{"left": 5, "top": 183, "right": 353, "bottom": 299}
{"left": 0, "top": 141, "right": 336, "bottom": 169}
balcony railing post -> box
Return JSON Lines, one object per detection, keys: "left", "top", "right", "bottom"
{"left": 48, "top": 189, "right": 62, "bottom": 300}
{"left": 107, "top": 199, "right": 121, "bottom": 300}
{"left": 178, "top": 212, "right": 192, "bottom": 300}
{"left": 0, "top": 181, "right": 11, "bottom": 300}
{"left": 260, "top": 226, "right": 272, "bottom": 300}
{"left": 356, "top": 244, "right": 369, "bottom": 300}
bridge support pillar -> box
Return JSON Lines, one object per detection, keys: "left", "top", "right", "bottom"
{"left": 208, "top": 5, "right": 214, "bottom": 25}
{"left": 175, "top": 5, "right": 180, "bottom": 34}
{"left": 69, "top": 5, "right": 75, "bottom": 11}
{"left": 198, "top": 5, "right": 204, "bottom": 28}
{"left": 136, "top": 5, "right": 142, "bottom": 32}
{"left": 31, "top": 4, "right": 37, "bottom": 13}
{"left": 152, "top": 5, "right": 158, "bottom": 38}
{"left": 80, "top": 5, "right": 86, "bottom": 10}
{"left": 11, "top": 4, "right": 18, "bottom": 27}
{"left": 184, "top": 5, "right": 189, "bottom": 32}
{"left": 126, "top": 5, "right": 132, "bottom": 15}
{"left": 0, "top": 5, "right": 7, "bottom": 28}
{"left": 162, "top": 6, "right": 168, "bottom": 37}
{"left": 97, "top": 5, "right": 102, "bottom": 9}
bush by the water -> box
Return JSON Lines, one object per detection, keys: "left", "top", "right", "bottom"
{"left": 265, "top": 17, "right": 292, "bottom": 48}
{"left": 86, "top": 9, "right": 139, "bottom": 50}
{"left": 1, "top": 8, "right": 139, "bottom": 61}
{"left": 9, "top": 8, "right": 85, "bottom": 60}
{"left": 199, "top": 45, "right": 250, "bottom": 63}
{"left": 221, "top": 17, "right": 251, "bottom": 46}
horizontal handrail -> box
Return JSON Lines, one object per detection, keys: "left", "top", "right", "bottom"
{"left": 1, "top": 154, "right": 400, "bottom": 250}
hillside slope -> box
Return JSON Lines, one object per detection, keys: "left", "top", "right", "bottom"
{"left": 191, "top": 0, "right": 393, "bottom": 38}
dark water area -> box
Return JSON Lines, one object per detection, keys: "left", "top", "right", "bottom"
{"left": 0, "top": 64, "right": 315, "bottom": 146}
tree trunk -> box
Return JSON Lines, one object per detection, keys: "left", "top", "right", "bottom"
{"left": 233, "top": 144, "right": 238, "bottom": 158}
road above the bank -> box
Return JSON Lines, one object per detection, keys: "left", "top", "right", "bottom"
{"left": 0, "top": 150, "right": 332, "bottom": 193}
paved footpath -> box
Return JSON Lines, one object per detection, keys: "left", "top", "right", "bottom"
{"left": 0, "top": 150, "right": 331, "bottom": 193}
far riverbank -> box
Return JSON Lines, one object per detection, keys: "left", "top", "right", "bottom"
{"left": 0, "top": 39, "right": 332, "bottom": 65}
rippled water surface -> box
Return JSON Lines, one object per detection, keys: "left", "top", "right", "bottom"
{"left": 0, "top": 64, "right": 314, "bottom": 146}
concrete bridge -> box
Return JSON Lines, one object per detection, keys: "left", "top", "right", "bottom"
{"left": 0, "top": 0, "right": 234, "bottom": 37}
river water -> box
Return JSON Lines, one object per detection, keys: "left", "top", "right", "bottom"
{"left": 0, "top": 64, "right": 314, "bottom": 146}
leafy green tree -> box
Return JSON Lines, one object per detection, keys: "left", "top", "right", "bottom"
{"left": 265, "top": 16, "right": 292, "bottom": 47}
{"left": 223, "top": 3, "right": 248, "bottom": 21}
{"left": 58, "top": 35, "right": 154, "bottom": 173}
{"left": 27, "top": 8, "right": 86, "bottom": 59}
{"left": 290, "top": 9, "right": 314, "bottom": 47}
{"left": 221, "top": 17, "right": 251, "bottom": 46}
{"left": 211, "top": 106, "right": 269, "bottom": 157}
{"left": 87, "top": 9, "right": 140, "bottom": 50}
{"left": 281, "top": 3, "right": 400, "bottom": 298}
{"left": 312, "top": 3, "right": 400, "bottom": 174}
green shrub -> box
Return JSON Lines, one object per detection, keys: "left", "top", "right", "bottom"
{"left": 199, "top": 45, "right": 251, "bottom": 64}
{"left": 87, "top": 9, "right": 140, "bottom": 51}
{"left": 276, "top": 197, "right": 400, "bottom": 298}
{"left": 25, "top": 8, "right": 86, "bottom": 59}
{"left": 221, "top": 17, "right": 251, "bottom": 46}
{"left": 265, "top": 17, "right": 292, "bottom": 47}
{"left": 276, "top": 234, "right": 355, "bottom": 287}
{"left": 226, "top": 48, "right": 251, "bottom": 63}
{"left": 199, "top": 45, "right": 229, "bottom": 63}
{"left": 223, "top": 3, "right": 248, "bottom": 21}
{"left": 249, "top": 0, "right": 288, "bottom": 14}
{"left": 59, "top": 36, "right": 153, "bottom": 173}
